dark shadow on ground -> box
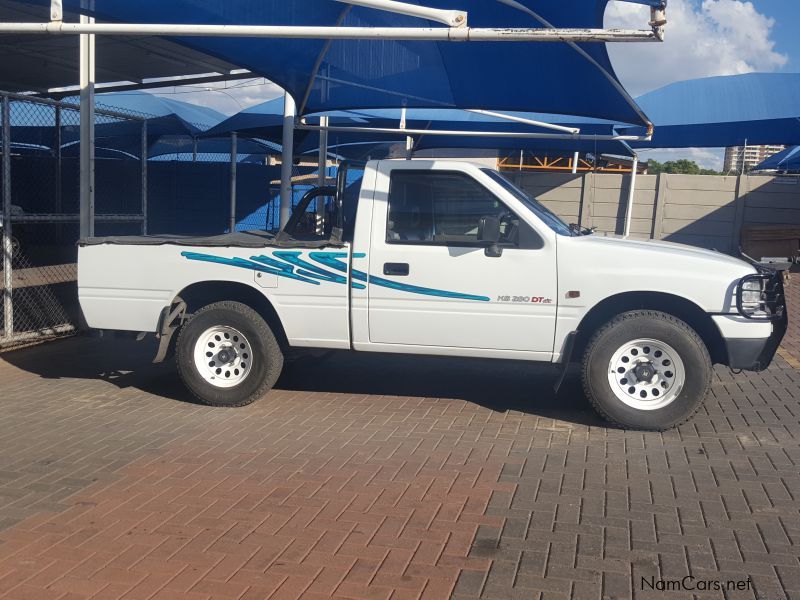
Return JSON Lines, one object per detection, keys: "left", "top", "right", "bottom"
{"left": 1, "top": 334, "right": 604, "bottom": 427}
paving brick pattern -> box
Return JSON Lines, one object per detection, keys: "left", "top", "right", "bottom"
{"left": 0, "top": 277, "right": 795, "bottom": 599}
{"left": 780, "top": 271, "right": 800, "bottom": 368}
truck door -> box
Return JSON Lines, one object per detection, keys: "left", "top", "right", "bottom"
{"left": 366, "top": 162, "right": 557, "bottom": 356}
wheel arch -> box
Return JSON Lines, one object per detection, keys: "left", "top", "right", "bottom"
{"left": 574, "top": 291, "right": 726, "bottom": 364}
{"left": 174, "top": 281, "right": 289, "bottom": 350}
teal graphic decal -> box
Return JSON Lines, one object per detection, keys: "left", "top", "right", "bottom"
{"left": 181, "top": 251, "right": 490, "bottom": 302}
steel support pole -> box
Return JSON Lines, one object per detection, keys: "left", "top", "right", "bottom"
{"left": 141, "top": 119, "right": 148, "bottom": 234}
{"left": 279, "top": 93, "right": 295, "bottom": 230}
{"left": 623, "top": 155, "right": 639, "bottom": 238}
{"left": 572, "top": 151, "right": 579, "bottom": 174}
{"left": 316, "top": 116, "right": 328, "bottom": 234}
{"left": 2, "top": 96, "right": 12, "bottom": 338}
{"left": 229, "top": 132, "right": 238, "bottom": 232}
{"left": 79, "top": 14, "right": 95, "bottom": 238}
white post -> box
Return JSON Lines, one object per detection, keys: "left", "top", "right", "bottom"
{"left": 572, "top": 151, "right": 579, "bottom": 174}
{"left": 79, "top": 14, "right": 95, "bottom": 238}
{"left": 2, "top": 96, "right": 12, "bottom": 339}
{"left": 279, "top": 92, "right": 296, "bottom": 230}
{"left": 740, "top": 138, "right": 748, "bottom": 174}
{"left": 623, "top": 154, "right": 639, "bottom": 238}
{"left": 400, "top": 105, "right": 413, "bottom": 159}
{"left": 316, "top": 115, "right": 328, "bottom": 234}
{"left": 229, "top": 131, "right": 238, "bottom": 232}
{"left": 192, "top": 137, "right": 198, "bottom": 162}
{"left": 141, "top": 119, "right": 148, "bottom": 234}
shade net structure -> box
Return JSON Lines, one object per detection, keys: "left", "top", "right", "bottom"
{"left": 623, "top": 73, "right": 800, "bottom": 149}
{"left": 755, "top": 146, "right": 800, "bottom": 174}
{"left": 45, "top": 0, "right": 655, "bottom": 127}
{"left": 205, "top": 97, "right": 633, "bottom": 159}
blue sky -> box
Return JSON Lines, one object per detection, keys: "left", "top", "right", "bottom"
{"left": 605, "top": 0, "right": 799, "bottom": 169}
{"left": 758, "top": 0, "right": 800, "bottom": 71}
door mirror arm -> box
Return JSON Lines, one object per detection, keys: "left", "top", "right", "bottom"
{"left": 478, "top": 216, "right": 503, "bottom": 257}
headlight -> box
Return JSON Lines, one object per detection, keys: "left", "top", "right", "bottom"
{"left": 740, "top": 279, "right": 763, "bottom": 307}
{"left": 737, "top": 275, "right": 767, "bottom": 318}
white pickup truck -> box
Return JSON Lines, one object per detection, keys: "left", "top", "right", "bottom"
{"left": 78, "top": 160, "right": 787, "bottom": 430}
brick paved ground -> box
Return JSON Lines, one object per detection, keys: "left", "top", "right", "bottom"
{"left": 0, "top": 279, "right": 797, "bottom": 599}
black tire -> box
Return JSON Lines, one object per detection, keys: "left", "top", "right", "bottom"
{"left": 581, "top": 310, "right": 711, "bottom": 430}
{"left": 176, "top": 301, "right": 283, "bottom": 407}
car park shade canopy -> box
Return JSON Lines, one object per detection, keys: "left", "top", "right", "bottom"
{"left": 50, "top": 0, "right": 651, "bottom": 126}
{"left": 203, "top": 96, "right": 632, "bottom": 157}
{"left": 625, "top": 73, "right": 800, "bottom": 149}
{"left": 754, "top": 146, "right": 800, "bottom": 173}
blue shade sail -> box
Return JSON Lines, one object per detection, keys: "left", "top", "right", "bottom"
{"left": 624, "top": 73, "right": 800, "bottom": 149}
{"left": 49, "top": 0, "right": 650, "bottom": 126}
{"left": 203, "top": 96, "right": 631, "bottom": 157}
{"left": 754, "top": 146, "right": 800, "bottom": 173}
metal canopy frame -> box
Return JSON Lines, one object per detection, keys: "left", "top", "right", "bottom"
{"left": 0, "top": 0, "right": 667, "bottom": 231}
{"left": 1, "top": 0, "right": 667, "bottom": 43}
{"left": 296, "top": 122, "right": 651, "bottom": 144}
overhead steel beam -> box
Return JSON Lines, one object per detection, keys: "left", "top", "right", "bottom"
{"left": 334, "top": 0, "right": 466, "bottom": 27}
{"left": 297, "top": 123, "right": 652, "bottom": 143}
{"left": 0, "top": 23, "right": 663, "bottom": 43}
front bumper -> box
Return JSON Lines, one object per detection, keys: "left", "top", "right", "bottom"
{"left": 725, "top": 271, "right": 788, "bottom": 371}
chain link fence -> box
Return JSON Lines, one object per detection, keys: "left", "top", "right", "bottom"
{"left": 1, "top": 92, "right": 148, "bottom": 350}
{"left": 1, "top": 90, "right": 335, "bottom": 350}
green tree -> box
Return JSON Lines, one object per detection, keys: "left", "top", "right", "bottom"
{"left": 647, "top": 158, "right": 719, "bottom": 176}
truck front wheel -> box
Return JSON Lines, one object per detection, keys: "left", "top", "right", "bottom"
{"left": 582, "top": 310, "right": 711, "bottom": 430}
{"left": 176, "top": 301, "right": 284, "bottom": 407}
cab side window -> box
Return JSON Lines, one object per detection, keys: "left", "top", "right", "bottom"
{"left": 386, "top": 170, "right": 537, "bottom": 247}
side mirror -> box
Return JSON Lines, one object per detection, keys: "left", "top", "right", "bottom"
{"left": 478, "top": 216, "right": 502, "bottom": 257}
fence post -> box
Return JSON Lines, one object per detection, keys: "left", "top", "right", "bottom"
{"left": 141, "top": 119, "right": 148, "bottom": 235}
{"left": 2, "top": 95, "right": 12, "bottom": 340}
{"left": 732, "top": 174, "right": 748, "bottom": 254}
{"left": 579, "top": 172, "right": 594, "bottom": 229}
{"left": 652, "top": 173, "right": 667, "bottom": 240}
{"left": 229, "top": 132, "right": 238, "bottom": 233}
{"left": 54, "top": 104, "right": 62, "bottom": 215}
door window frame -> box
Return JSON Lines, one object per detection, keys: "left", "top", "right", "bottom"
{"left": 384, "top": 169, "right": 541, "bottom": 249}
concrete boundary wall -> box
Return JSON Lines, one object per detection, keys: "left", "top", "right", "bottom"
{"left": 508, "top": 172, "right": 800, "bottom": 254}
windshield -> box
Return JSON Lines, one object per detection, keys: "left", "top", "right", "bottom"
{"left": 481, "top": 169, "right": 575, "bottom": 236}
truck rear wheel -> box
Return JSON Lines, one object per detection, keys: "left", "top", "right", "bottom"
{"left": 176, "top": 301, "right": 283, "bottom": 407}
{"left": 582, "top": 310, "right": 711, "bottom": 430}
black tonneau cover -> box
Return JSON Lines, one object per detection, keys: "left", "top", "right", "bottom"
{"left": 78, "top": 230, "right": 345, "bottom": 249}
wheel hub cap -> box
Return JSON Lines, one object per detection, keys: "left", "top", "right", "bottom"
{"left": 633, "top": 363, "right": 655, "bottom": 383}
{"left": 607, "top": 338, "right": 685, "bottom": 411}
{"left": 193, "top": 325, "right": 253, "bottom": 389}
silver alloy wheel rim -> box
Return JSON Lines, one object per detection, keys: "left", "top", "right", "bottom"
{"left": 607, "top": 338, "right": 685, "bottom": 410}
{"left": 193, "top": 325, "right": 252, "bottom": 388}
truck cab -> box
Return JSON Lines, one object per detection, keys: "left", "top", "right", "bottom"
{"left": 78, "top": 159, "right": 787, "bottom": 430}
